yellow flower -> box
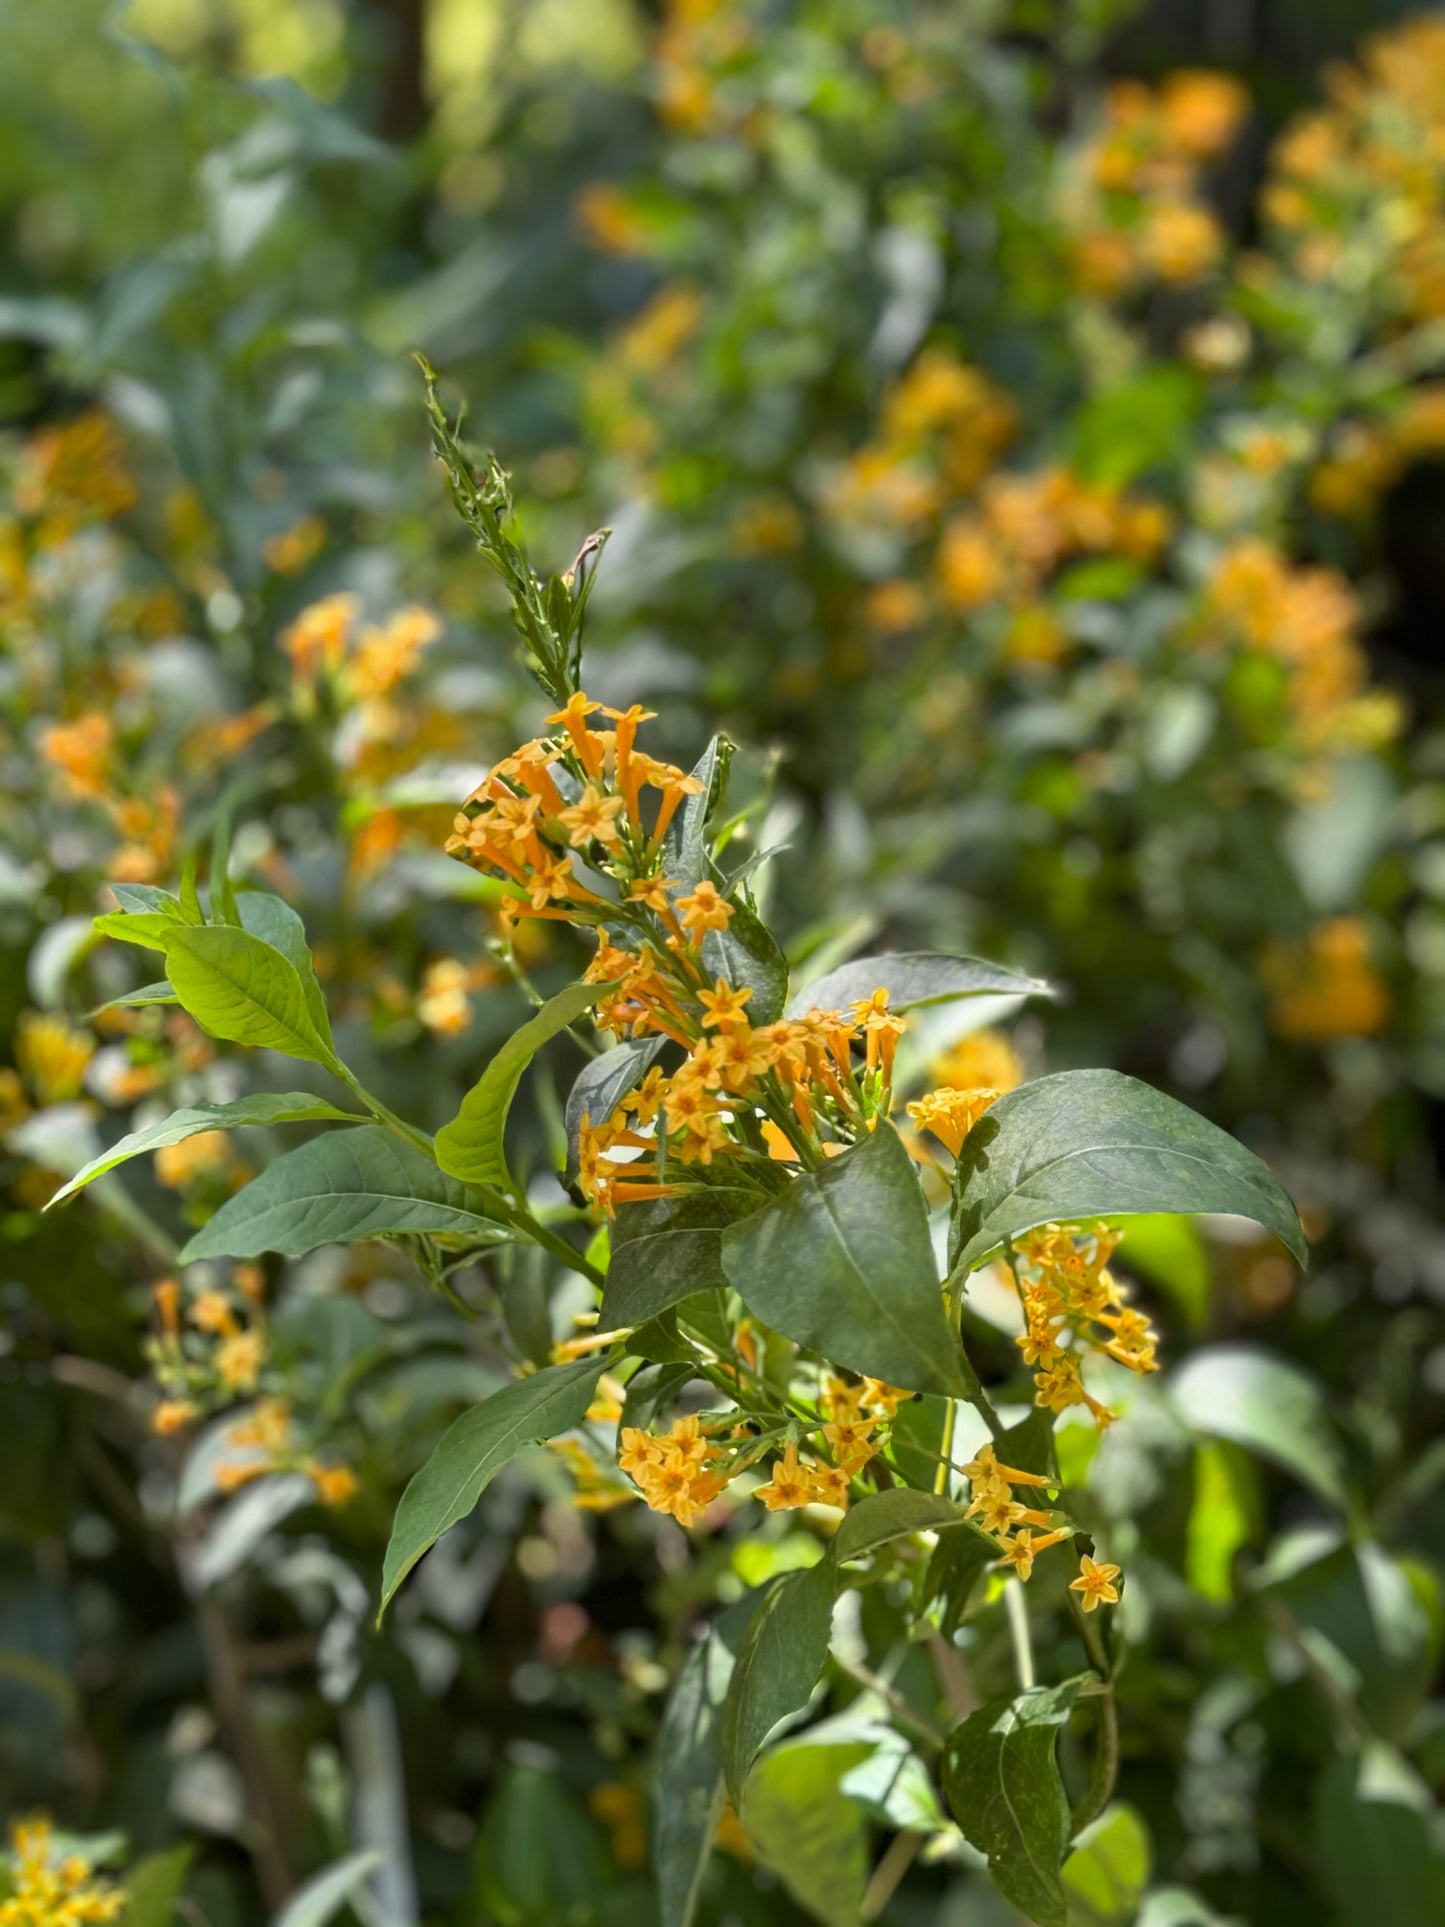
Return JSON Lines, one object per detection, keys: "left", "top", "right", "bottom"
{"left": 1264, "top": 918, "right": 1390, "bottom": 1041}
{"left": 154, "top": 1130, "right": 235, "bottom": 1191}
{"left": 280, "top": 593, "right": 359, "bottom": 687}
{"left": 152, "top": 1399, "right": 196, "bottom": 1437}
{"left": 557, "top": 784, "right": 626, "bottom": 849}
{"left": 215, "top": 1329, "right": 266, "bottom": 1391}
{"left": 14, "top": 1012, "right": 94, "bottom": 1104}
{"left": 39, "top": 714, "right": 114, "bottom": 800}
{"left": 675, "top": 881, "right": 733, "bottom": 938}
{"left": 753, "top": 1443, "right": 815, "bottom": 1512}
{"left": 1069, "top": 1555, "right": 1123, "bottom": 1612}
{"left": 929, "top": 1029, "right": 1022, "bottom": 1095}
{"left": 311, "top": 1464, "right": 360, "bottom": 1507}
{"left": 907, "top": 1086, "right": 1003, "bottom": 1158}
{"left": 0, "top": 1814, "right": 126, "bottom": 1926}
{"left": 263, "top": 514, "right": 326, "bottom": 576}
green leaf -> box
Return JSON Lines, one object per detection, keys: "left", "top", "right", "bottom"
{"left": 564, "top": 1035, "right": 665, "bottom": 1181}
{"left": 926, "top": 1524, "right": 1000, "bottom": 1638}
{"left": 161, "top": 925, "right": 336, "bottom": 1067}
{"left": 435, "top": 981, "right": 612, "bottom": 1195}
{"left": 723, "top": 1562, "right": 836, "bottom": 1802}
{"left": 1063, "top": 1803, "right": 1153, "bottom": 1926}
{"left": 741, "top": 1739, "right": 870, "bottom": 1927}
{"left": 1170, "top": 1344, "right": 1347, "bottom": 1509}
{"left": 271, "top": 1849, "right": 385, "bottom": 1927}
{"left": 949, "top": 1070, "right": 1306, "bottom": 1276}
{"left": 623, "top": 1311, "right": 700, "bottom": 1367}
{"left": 1072, "top": 364, "right": 1204, "bottom": 487}
{"left": 655, "top": 1594, "right": 761, "bottom": 1927}
{"left": 87, "top": 980, "right": 178, "bottom": 1017}
{"left": 721, "top": 1123, "right": 973, "bottom": 1398}
{"left": 110, "top": 883, "right": 188, "bottom": 920}
{"left": 1185, "top": 1443, "right": 1257, "bottom": 1603}
{"left": 942, "top": 1677, "right": 1089, "bottom": 1927}
{"left": 1313, "top": 1744, "right": 1445, "bottom": 1927}
{"left": 237, "top": 891, "right": 331, "bottom": 1044}
{"left": 663, "top": 734, "right": 730, "bottom": 882}
{"left": 788, "top": 951, "right": 1052, "bottom": 1018}
{"left": 831, "top": 1488, "right": 964, "bottom": 1564}
{"left": 122, "top": 1845, "right": 193, "bottom": 1927}
{"left": 47, "top": 1093, "right": 358, "bottom": 1205}
{"left": 179, "top": 1126, "right": 516, "bottom": 1261}
{"left": 93, "top": 910, "right": 177, "bottom": 952}
{"left": 1116, "top": 1214, "right": 1212, "bottom": 1329}
{"left": 379, "top": 1357, "right": 607, "bottom": 1616}
{"left": 602, "top": 1185, "right": 761, "bottom": 1329}
{"left": 699, "top": 892, "right": 790, "bottom": 1029}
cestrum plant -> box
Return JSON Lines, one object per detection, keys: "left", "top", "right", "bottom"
{"left": 53, "top": 374, "right": 1306, "bottom": 1927}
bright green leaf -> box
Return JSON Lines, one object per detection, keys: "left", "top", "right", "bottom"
{"left": 161, "top": 925, "right": 336, "bottom": 1066}
{"left": 180, "top": 1125, "right": 516, "bottom": 1262}
{"left": 379, "top": 1356, "right": 607, "bottom": 1617}
{"left": 722, "top": 1123, "right": 973, "bottom": 1398}
{"left": 47, "top": 1093, "right": 357, "bottom": 1205}
{"left": 941, "top": 1676, "right": 1089, "bottom": 1927}
{"left": 1117, "top": 1214, "right": 1212, "bottom": 1329}
{"left": 435, "top": 981, "right": 612, "bottom": 1195}
{"left": 741, "top": 1739, "right": 870, "bottom": 1927}
{"left": 1063, "top": 1802, "right": 1153, "bottom": 1926}
{"left": 121, "top": 1845, "right": 193, "bottom": 1927}
{"left": 949, "top": 1070, "right": 1306, "bottom": 1276}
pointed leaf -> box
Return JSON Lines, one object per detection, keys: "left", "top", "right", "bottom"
{"left": 161, "top": 925, "right": 336, "bottom": 1066}
{"left": 435, "top": 982, "right": 613, "bottom": 1195}
{"left": 379, "top": 1357, "right": 607, "bottom": 1615}
{"left": 788, "top": 951, "right": 1053, "bottom": 1018}
{"left": 655, "top": 1595, "right": 763, "bottom": 1927}
{"left": 271, "top": 1849, "right": 385, "bottom": 1927}
{"left": 179, "top": 1125, "right": 516, "bottom": 1261}
{"left": 48, "top": 1093, "right": 357, "bottom": 1204}
{"left": 723, "top": 1562, "right": 836, "bottom": 1802}
{"left": 741, "top": 1739, "right": 870, "bottom": 1927}
{"left": 1170, "top": 1344, "right": 1347, "bottom": 1509}
{"left": 88, "top": 981, "right": 178, "bottom": 1017}
{"left": 942, "top": 1677, "right": 1089, "bottom": 1927}
{"left": 698, "top": 892, "right": 789, "bottom": 1028}
{"left": 93, "top": 910, "right": 177, "bottom": 952}
{"left": 926, "top": 1524, "right": 1000, "bottom": 1638}
{"left": 564, "top": 1034, "right": 666, "bottom": 1181}
{"left": 949, "top": 1070, "right": 1306, "bottom": 1276}
{"left": 602, "top": 1184, "right": 762, "bottom": 1328}
{"left": 832, "top": 1488, "right": 965, "bottom": 1564}
{"left": 721, "top": 1123, "right": 973, "bottom": 1397}
{"left": 237, "top": 891, "right": 331, "bottom": 1044}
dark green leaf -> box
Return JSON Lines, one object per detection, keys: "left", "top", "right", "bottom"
{"left": 721, "top": 1124, "right": 973, "bottom": 1398}
{"left": 624, "top": 1311, "right": 699, "bottom": 1366}
{"left": 379, "top": 1357, "right": 607, "bottom": 1616}
{"left": 48, "top": 1093, "right": 357, "bottom": 1205}
{"left": 942, "top": 1676, "right": 1089, "bottom": 1927}
{"left": 949, "top": 1070, "right": 1306, "bottom": 1276}
{"left": 831, "top": 1488, "right": 964, "bottom": 1564}
{"left": 435, "top": 982, "right": 613, "bottom": 1196}
{"left": 564, "top": 1035, "right": 666, "bottom": 1181}
{"left": 698, "top": 893, "right": 789, "bottom": 1028}
{"left": 180, "top": 1126, "right": 517, "bottom": 1261}
{"left": 122, "top": 1845, "right": 193, "bottom": 1927}
{"left": 788, "top": 951, "right": 1052, "bottom": 1018}
{"left": 161, "top": 925, "right": 336, "bottom": 1066}
{"left": 926, "top": 1525, "right": 999, "bottom": 1638}
{"left": 723, "top": 1562, "right": 836, "bottom": 1802}
{"left": 1313, "top": 1745, "right": 1445, "bottom": 1927}
{"left": 602, "top": 1185, "right": 761, "bottom": 1329}
{"left": 663, "top": 735, "right": 730, "bottom": 883}
{"left": 620, "top": 1361, "right": 695, "bottom": 1435}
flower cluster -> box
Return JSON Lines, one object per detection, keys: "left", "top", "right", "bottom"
{"left": 0, "top": 1816, "right": 125, "bottom": 1927}
{"left": 1259, "top": 16, "right": 1445, "bottom": 327}
{"left": 961, "top": 1443, "right": 1070, "bottom": 1582}
{"left": 146, "top": 1276, "right": 357, "bottom": 1506}
{"left": 1264, "top": 917, "right": 1391, "bottom": 1042}
{"left": 1060, "top": 70, "right": 1248, "bottom": 296}
{"left": 1199, "top": 538, "right": 1399, "bottom": 751}
{"left": 1008, "top": 1224, "right": 1159, "bottom": 1429}
{"left": 279, "top": 594, "right": 441, "bottom": 705}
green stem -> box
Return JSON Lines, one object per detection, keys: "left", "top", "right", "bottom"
{"left": 334, "top": 1062, "right": 435, "bottom": 1158}
{"left": 934, "top": 1397, "right": 957, "bottom": 1497}
{"left": 1005, "top": 1576, "right": 1035, "bottom": 1692}
{"left": 1070, "top": 1688, "right": 1118, "bottom": 1836}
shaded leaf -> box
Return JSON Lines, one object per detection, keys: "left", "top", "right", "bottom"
{"left": 1313, "top": 1744, "right": 1445, "bottom": 1927}
{"left": 49, "top": 1093, "right": 357, "bottom": 1205}
{"left": 1170, "top": 1345, "right": 1347, "bottom": 1509}
{"left": 788, "top": 950, "right": 1052, "bottom": 1019}
{"left": 180, "top": 1126, "right": 516, "bottom": 1261}
{"left": 950, "top": 1070, "right": 1306, "bottom": 1276}
{"left": 721, "top": 1124, "right": 972, "bottom": 1397}
{"left": 436, "top": 982, "right": 612, "bottom": 1195}
{"left": 926, "top": 1525, "right": 999, "bottom": 1639}
{"left": 723, "top": 1562, "right": 836, "bottom": 1802}
{"left": 832, "top": 1488, "right": 964, "bottom": 1564}
{"left": 602, "top": 1185, "right": 761, "bottom": 1329}
{"left": 122, "top": 1845, "right": 193, "bottom": 1927}
{"left": 941, "top": 1676, "right": 1088, "bottom": 1927}
{"left": 563, "top": 1034, "right": 666, "bottom": 1181}
{"left": 655, "top": 1595, "right": 762, "bottom": 1927}
{"left": 271, "top": 1849, "right": 385, "bottom": 1927}
{"left": 379, "top": 1357, "right": 607, "bottom": 1616}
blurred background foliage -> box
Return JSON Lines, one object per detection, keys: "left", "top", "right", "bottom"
{"left": 1, "top": 1, "right": 1444, "bottom": 1923}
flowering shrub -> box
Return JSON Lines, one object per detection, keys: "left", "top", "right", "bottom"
{"left": 52, "top": 381, "right": 1309, "bottom": 1924}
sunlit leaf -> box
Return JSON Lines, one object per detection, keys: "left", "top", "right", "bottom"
{"left": 161, "top": 924, "right": 336, "bottom": 1066}
{"left": 787, "top": 950, "right": 1052, "bottom": 1019}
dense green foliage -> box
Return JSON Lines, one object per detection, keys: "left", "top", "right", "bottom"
{"left": 1, "top": 4, "right": 1443, "bottom": 1926}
